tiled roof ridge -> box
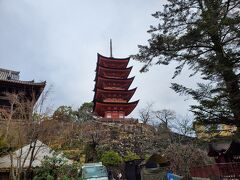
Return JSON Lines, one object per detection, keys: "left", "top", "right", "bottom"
{"left": 0, "top": 79, "right": 46, "bottom": 86}
{"left": 0, "top": 68, "right": 46, "bottom": 86}
{"left": 0, "top": 68, "right": 20, "bottom": 74}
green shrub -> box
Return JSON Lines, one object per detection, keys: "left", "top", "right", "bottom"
{"left": 33, "top": 153, "right": 80, "bottom": 180}
{"left": 63, "top": 150, "right": 81, "bottom": 161}
{"left": 124, "top": 151, "right": 140, "bottom": 162}
{"left": 101, "top": 150, "right": 122, "bottom": 166}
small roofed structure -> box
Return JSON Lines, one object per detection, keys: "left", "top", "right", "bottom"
{"left": 208, "top": 139, "right": 240, "bottom": 163}
{"left": 139, "top": 153, "right": 170, "bottom": 180}
{"left": 0, "top": 68, "right": 46, "bottom": 110}
{"left": 0, "top": 140, "right": 72, "bottom": 169}
{"left": 93, "top": 54, "right": 139, "bottom": 119}
{"left": 141, "top": 153, "right": 170, "bottom": 169}
{"left": 0, "top": 140, "right": 72, "bottom": 179}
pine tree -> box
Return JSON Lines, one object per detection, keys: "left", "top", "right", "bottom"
{"left": 133, "top": 0, "right": 240, "bottom": 135}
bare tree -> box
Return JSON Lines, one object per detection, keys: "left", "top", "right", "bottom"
{"left": 164, "top": 143, "right": 213, "bottom": 179}
{"left": 173, "top": 115, "right": 194, "bottom": 137}
{"left": 0, "top": 88, "right": 52, "bottom": 180}
{"left": 0, "top": 92, "right": 33, "bottom": 142}
{"left": 138, "top": 102, "right": 154, "bottom": 124}
{"left": 154, "top": 109, "right": 176, "bottom": 128}
{"left": 154, "top": 109, "right": 176, "bottom": 143}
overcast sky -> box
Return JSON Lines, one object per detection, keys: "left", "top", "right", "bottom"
{"left": 0, "top": 0, "right": 198, "bottom": 118}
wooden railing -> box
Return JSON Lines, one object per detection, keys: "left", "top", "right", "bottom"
{"left": 190, "top": 162, "right": 240, "bottom": 179}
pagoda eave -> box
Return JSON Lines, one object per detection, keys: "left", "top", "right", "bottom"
{"left": 98, "top": 53, "right": 130, "bottom": 61}
{"left": 94, "top": 87, "right": 137, "bottom": 93}
{"left": 94, "top": 76, "right": 135, "bottom": 91}
{"left": 93, "top": 87, "right": 137, "bottom": 102}
{"left": 97, "top": 54, "right": 130, "bottom": 69}
{"left": 96, "top": 64, "right": 133, "bottom": 71}
{"left": 94, "top": 66, "right": 133, "bottom": 80}
{"left": 93, "top": 100, "right": 139, "bottom": 117}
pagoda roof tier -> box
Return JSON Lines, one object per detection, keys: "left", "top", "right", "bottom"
{"left": 95, "top": 66, "right": 132, "bottom": 80}
{"left": 93, "top": 88, "right": 137, "bottom": 102}
{"left": 97, "top": 54, "right": 130, "bottom": 69}
{"left": 93, "top": 100, "right": 139, "bottom": 117}
{"left": 95, "top": 76, "right": 134, "bottom": 90}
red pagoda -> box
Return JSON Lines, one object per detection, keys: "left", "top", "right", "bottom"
{"left": 93, "top": 53, "right": 139, "bottom": 119}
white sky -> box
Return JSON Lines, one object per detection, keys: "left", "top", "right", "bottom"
{"left": 0, "top": 0, "right": 198, "bottom": 118}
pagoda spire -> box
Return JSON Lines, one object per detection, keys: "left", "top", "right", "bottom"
{"left": 110, "top": 39, "right": 113, "bottom": 58}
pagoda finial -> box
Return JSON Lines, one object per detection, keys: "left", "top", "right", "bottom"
{"left": 110, "top": 39, "right": 113, "bottom": 58}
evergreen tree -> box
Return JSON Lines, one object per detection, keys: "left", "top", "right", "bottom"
{"left": 76, "top": 102, "right": 94, "bottom": 122}
{"left": 133, "top": 0, "right": 240, "bottom": 134}
{"left": 53, "top": 106, "right": 77, "bottom": 122}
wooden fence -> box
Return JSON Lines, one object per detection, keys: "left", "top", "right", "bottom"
{"left": 190, "top": 163, "right": 240, "bottom": 179}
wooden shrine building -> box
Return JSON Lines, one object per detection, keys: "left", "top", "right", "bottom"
{"left": 208, "top": 139, "right": 240, "bottom": 163}
{"left": 93, "top": 54, "right": 139, "bottom": 119}
{"left": 0, "top": 68, "right": 46, "bottom": 111}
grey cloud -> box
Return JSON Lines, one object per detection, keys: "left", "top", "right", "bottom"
{"left": 0, "top": 0, "right": 196, "bottom": 118}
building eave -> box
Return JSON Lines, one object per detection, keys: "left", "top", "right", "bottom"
{"left": 93, "top": 100, "right": 139, "bottom": 117}
{"left": 97, "top": 53, "right": 130, "bottom": 61}
{"left": 93, "top": 87, "right": 137, "bottom": 102}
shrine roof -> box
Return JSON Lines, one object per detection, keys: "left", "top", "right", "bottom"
{"left": 0, "top": 68, "right": 46, "bottom": 87}
{"left": 0, "top": 68, "right": 46, "bottom": 86}
{"left": 208, "top": 139, "right": 240, "bottom": 156}
{"left": 0, "top": 79, "right": 46, "bottom": 86}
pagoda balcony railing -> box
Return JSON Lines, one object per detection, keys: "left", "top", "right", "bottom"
{"left": 190, "top": 162, "right": 240, "bottom": 179}
{"left": 104, "top": 75, "right": 127, "bottom": 79}
{"left": 104, "top": 99, "right": 127, "bottom": 103}
{"left": 104, "top": 87, "right": 125, "bottom": 90}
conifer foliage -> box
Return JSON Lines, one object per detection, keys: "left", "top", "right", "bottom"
{"left": 134, "top": 0, "right": 240, "bottom": 133}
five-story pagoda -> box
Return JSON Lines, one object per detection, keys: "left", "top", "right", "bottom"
{"left": 93, "top": 52, "right": 139, "bottom": 119}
